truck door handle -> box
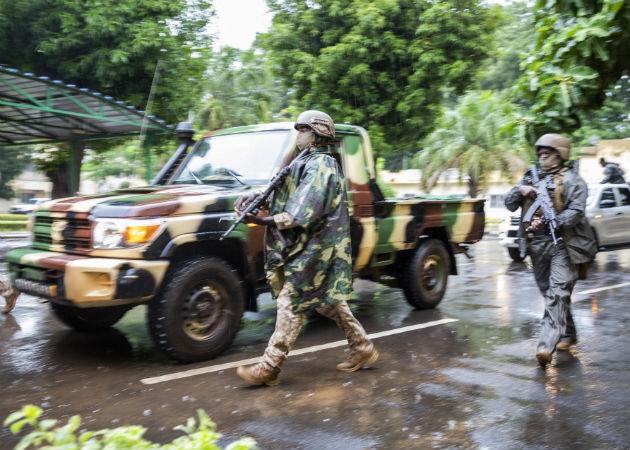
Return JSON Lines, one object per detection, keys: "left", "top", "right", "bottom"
{"left": 616, "top": 212, "right": 623, "bottom": 216}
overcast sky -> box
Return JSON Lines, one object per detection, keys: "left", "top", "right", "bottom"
{"left": 208, "top": 0, "right": 515, "bottom": 50}
{"left": 209, "top": 0, "right": 272, "bottom": 50}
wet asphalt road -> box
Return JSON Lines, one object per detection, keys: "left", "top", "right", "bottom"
{"left": 1, "top": 238, "right": 629, "bottom": 450}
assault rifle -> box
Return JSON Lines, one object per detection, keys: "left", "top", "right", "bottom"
{"left": 220, "top": 146, "right": 311, "bottom": 240}
{"left": 522, "top": 164, "right": 562, "bottom": 246}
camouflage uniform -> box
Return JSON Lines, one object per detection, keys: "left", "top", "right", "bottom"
{"left": 1, "top": 274, "right": 19, "bottom": 313}
{"left": 506, "top": 162, "right": 597, "bottom": 358}
{"left": 260, "top": 147, "right": 374, "bottom": 372}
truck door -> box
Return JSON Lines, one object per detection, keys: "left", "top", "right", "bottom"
{"left": 338, "top": 133, "right": 377, "bottom": 272}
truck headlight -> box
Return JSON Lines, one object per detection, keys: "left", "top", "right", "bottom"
{"left": 93, "top": 219, "right": 164, "bottom": 249}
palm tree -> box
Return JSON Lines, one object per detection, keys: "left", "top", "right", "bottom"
{"left": 196, "top": 47, "right": 287, "bottom": 132}
{"left": 416, "top": 91, "right": 532, "bottom": 198}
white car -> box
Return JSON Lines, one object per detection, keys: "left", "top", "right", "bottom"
{"left": 586, "top": 183, "right": 630, "bottom": 249}
{"left": 499, "top": 215, "right": 524, "bottom": 262}
{"left": 8, "top": 198, "right": 50, "bottom": 215}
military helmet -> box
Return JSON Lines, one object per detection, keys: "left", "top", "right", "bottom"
{"left": 535, "top": 133, "right": 571, "bottom": 161}
{"left": 294, "top": 110, "right": 335, "bottom": 139}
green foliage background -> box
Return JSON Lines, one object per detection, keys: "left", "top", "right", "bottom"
{"left": 259, "top": 0, "right": 497, "bottom": 155}
{"left": 0, "top": 0, "right": 628, "bottom": 198}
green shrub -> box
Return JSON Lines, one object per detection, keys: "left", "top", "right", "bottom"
{"left": 5, "top": 405, "right": 257, "bottom": 450}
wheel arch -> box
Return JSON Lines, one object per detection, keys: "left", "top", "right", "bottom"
{"left": 164, "top": 237, "right": 257, "bottom": 311}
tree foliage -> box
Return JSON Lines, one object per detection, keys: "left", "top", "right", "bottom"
{"left": 515, "top": 0, "right": 630, "bottom": 134}
{"left": 260, "top": 0, "right": 497, "bottom": 155}
{"left": 0, "top": 0, "right": 213, "bottom": 197}
{"left": 477, "top": 2, "right": 535, "bottom": 94}
{"left": 416, "top": 91, "right": 530, "bottom": 198}
{"left": 0, "top": 0, "right": 213, "bottom": 125}
{"left": 572, "top": 74, "right": 630, "bottom": 147}
{"left": 196, "top": 47, "right": 289, "bottom": 132}
{"left": 0, "top": 147, "right": 31, "bottom": 199}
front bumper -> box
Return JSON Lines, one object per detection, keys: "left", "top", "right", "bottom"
{"left": 499, "top": 228, "right": 519, "bottom": 248}
{"left": 6, "top": 248, "right": 168, "bottom": 307}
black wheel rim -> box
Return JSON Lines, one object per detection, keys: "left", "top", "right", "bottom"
{"left": 181, "top": 280, "right": 229, "bottom": 341}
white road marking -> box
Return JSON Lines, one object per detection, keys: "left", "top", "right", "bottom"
{"left": 574, "top": 282, "right": 630, "bottom": 297}
{"left": 140, "top": 317, "right": 459, "bottom": 385}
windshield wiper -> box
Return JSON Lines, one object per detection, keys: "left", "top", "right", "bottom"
{"left": 189, "top": 169, "right": 203, "bottom": 185}
{"left": 214, "top": 168, "right": 247, "bottom": 185}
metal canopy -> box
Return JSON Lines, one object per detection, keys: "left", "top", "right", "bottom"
{"left": 0, "top": 65, "right": 172, "bottom": 146}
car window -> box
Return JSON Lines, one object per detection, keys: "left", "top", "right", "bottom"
{"left": 599, "top": 188, "right": 617, "bottom": 208}
{"left": 618, "top": 187, "right": 630, "bottom": 206}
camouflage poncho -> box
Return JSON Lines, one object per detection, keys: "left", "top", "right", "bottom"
{"left": 265, "top": 147, "right": 352, "bottom": 313}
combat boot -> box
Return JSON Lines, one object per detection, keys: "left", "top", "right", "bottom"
{"left": 556, "top": 338, "right": 577, "bottom": 351}
{"left": 336, "top": 348, "right": 379, "bottom": 372}
{"left": 236, "top": 363, "right": 280, "bottom": 386}
{"left": 536, "top": 349, "right": 552, "bottom": 366}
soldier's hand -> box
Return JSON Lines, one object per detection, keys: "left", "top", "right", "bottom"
{"left": 244, "top": 214, "right": 275, "bottom": 227}
{"left": 234, "top": 192, "right": 258, "bottom": 217}
{"left": 529, "top": 217, "right": 546, "bottom": 231}
{"left": 518, "top": 185, "right": 538, "bottom": 199}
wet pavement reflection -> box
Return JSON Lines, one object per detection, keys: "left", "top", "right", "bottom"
{"left": 1, "top": 238, "right": 628, "bottom": 449}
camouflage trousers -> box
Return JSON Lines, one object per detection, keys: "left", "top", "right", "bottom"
{"left": 529, "top": 236, "right": 579, "bottom": 353}
{"left": 1, "top": 274, "right": 19, "bottom": 314}
{"left": 260, "top": 283, "right": 374, "bottom": 371}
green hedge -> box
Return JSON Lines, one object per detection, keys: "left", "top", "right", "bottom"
{"left": 0, "top": 214, "right": 28, "bottom": 221}
{"left": 0, "top": 215, "right": 28, "bottom": 231}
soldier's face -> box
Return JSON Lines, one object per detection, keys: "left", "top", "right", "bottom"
{"left": 536, "top": 146, "right": 553, "bottom": 158}
{"left": 296, "top": 125, "right": 316, "bottom": 150}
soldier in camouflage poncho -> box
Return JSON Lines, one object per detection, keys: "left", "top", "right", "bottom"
{"left": 235, "top": 110, "right": 378, "bottom": 386}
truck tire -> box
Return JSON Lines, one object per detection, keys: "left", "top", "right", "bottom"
{"left": 50, "top": 303, "right": 129, "bottom": 331}
{"left": 148, "top": 257, "right": 244, "bottom": 363}
{"left": 402, "top": 238, "right": 450, "bottom": 309}
{"left": 508, "top": 247, "right": 525, "bottom": 262}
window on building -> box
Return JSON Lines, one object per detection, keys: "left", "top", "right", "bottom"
{"left": 490, "top": 194, "right": 507, "bottom": 208}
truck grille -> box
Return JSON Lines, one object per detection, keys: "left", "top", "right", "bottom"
{"left": 33, "top": 215, "right": 92, "bottom": 251}
{"left": 509, "top": 216, "right": 521, "bottom": 226}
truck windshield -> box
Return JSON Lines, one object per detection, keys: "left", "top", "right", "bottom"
{"left": 171, "top": 130, "right": 291, "bottom": 185}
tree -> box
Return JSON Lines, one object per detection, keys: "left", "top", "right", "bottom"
{"left": 572, "top": 74, "right": 630, "bottom": 147}
{"left": 196, "top": 47, "right": 289, "bottom": 132}
{"left": 515, "top": 0, "right": 630, "bottom": 134}
{"left": 0, "top": 147, "right": 31, "bottom": 199}
{"left": 416, "top": 91, "right": 530, "bottom": 198}
{"left": 260, "top": 0, "right": 497, "bottom": 156}
{"left": 477, "top": 2, "right": 535, "bottom": 94}
{"left": 0, "top": 0, "right": 213, "bottom": 197}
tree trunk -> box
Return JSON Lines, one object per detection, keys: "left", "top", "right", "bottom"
{"left": 467, "top": 177, "right": 479, "bottom": 199}
{"left": 50, "top": 142, "right": 85, "bottom": 199}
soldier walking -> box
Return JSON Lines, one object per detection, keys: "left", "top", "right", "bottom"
{"left": 505, "top": 134, "right": 597, "bottom": 366}
{"left": 234, "top": 110, "right": 378, "bottom": 385}
{"left": 599, "top": 157, "right": 626, "bottom": 184}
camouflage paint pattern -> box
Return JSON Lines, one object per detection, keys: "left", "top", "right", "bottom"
{"left": 265, "top": 148, "right": 353, "bottom": 313}
{"left": 6, "top": 122, "right": 485, "bottom": 309}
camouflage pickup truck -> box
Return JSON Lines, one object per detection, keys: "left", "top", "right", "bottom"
{"left": 6, "top": 122, "right": 485, "bottom": 362}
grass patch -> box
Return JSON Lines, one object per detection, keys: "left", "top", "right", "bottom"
{"left": 0, "top": 214, "right": 28, "bottom": 232}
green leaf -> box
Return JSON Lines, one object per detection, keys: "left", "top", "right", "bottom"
{"left": 4, "top": 411, "right": 26, "bottom": 427}
{"left": 10, "top": 419, "right": 29, "bottom": 434}
{"left": 22, "top": 405, "right": 43, "bottom": 421}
